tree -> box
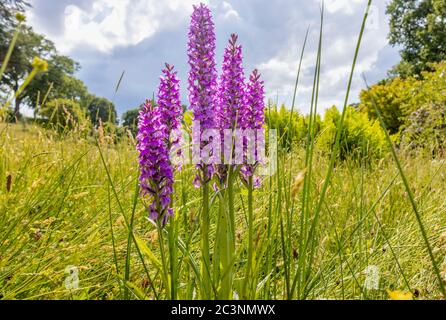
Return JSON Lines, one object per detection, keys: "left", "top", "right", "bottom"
{"left": 319, "top": 106, "right": 387, "bottom": 160}
{"left": 387, "top": 0, "right": 446, "bottom": 77}
{"left": 0, "top": 0, "right": 29, "bottom": 32}
{"left": 122, "top": 109, "right": 139, "bottom": 135}
{"left": 0, "top": 26, "right": 53, "bottom": 117}
{"left": 401, "top": 103, "right": 446, "bottom": 154}
{"left": 86, "top": 95, "right": 117, "bottom": 126}
{"left": 0, "top": 24, "right": 88, "bottom": 118}
{"left": 122, "top": 108, "right": 140, "bottom": 135}
{"left": 26, "top": 54, "right": 89, "bottom": 108}
{"left": 0, "top": 3, "right": 115, "bottom": 124}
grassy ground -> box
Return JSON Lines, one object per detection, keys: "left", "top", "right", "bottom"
{"left": 0, "top": 122, "right": 445, "bottom": 300}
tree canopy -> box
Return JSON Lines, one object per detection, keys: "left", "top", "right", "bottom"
{"left": 87, "top": 95, "right": 117, "bottom": 126}
{"left": 0, "top": 25, "right": 89, "bottom": 116}
{"left": 0, "top": 0, "right": 29, "bottom": 32}
{"left": 122, "top": 108, "right": 140, "bottom": 135}
{"left": 387, "top": 0, "right": 446, "bottom": 77}
{"left": 26, "top": 54, "right": 89, "bottom": 107}
{"left": 0, "top": 3, "right": 117, "bottom": 124}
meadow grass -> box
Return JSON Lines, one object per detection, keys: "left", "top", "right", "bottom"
{"left": 0, "top": 122, "right": 445, "bottom": 300}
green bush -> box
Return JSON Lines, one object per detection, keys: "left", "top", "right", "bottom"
{"left": 266, "top": 103, "right": 322, "bottom": 151}
{"left": 359, "top": 77, "right": 414, "bottom": 134}
{"left": 39, "top": 98, "right": 89, "bottom": 131}
{"left": 318, "top": 106, "right": 387, "bottom": 160}
{"left": 400, "top": 103, "right": 446, "bottom": 155}
{"left": 359, "top": 61, "right": 446, "bottom": 140}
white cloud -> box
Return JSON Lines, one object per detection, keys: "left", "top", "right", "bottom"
{"left": 258, "top": 58, "right": 295, "bottom": 78}
{"left": 30, "top": 0, "right": 206, "bottom": 54}
{"left": 321, "top": 0, "right": 364, "bottom": 14}
{"left": 222, "top": 1, "right": 240, "bottom": 20}
{"left": 25, "top": 0, "right": 398, "bottom": 115}
{"left": 255, "top": 0, "right": 392, "bottom": 113}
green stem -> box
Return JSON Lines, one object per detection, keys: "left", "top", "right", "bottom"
{"left": 0, "top": 24, "right": 22, "bottom": 82}
{"left": 218, "top": 190, "right": 231, "bottom": 299}
{"left": 243, "top": 175, "right": 254, "bottom": 299}
{"left": 123, "top": 177, "right": 139, "bottom": 299}
{"left": 200, "top": 180, "right": 211, "bottom": 298}
{"left": 227, "top": 168, "right": 235, "bottom": 294}
{"left": 168, "top": 215, "right": 177, "bottom": 300}
{"left": 227, "top": 168, "right": 236, "bottom": 247}
{"left": 157, "top": 220, "right": 170, "bottom": 299}
{"left": 217, "top": 167, "right": 236, "bottom": 299}
{"left": 3, "top": 68, "right": 38, "bottom": 111}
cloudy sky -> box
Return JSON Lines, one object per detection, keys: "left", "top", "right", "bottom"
{"left": 26, "top": 0, "right": 401, "bottom": 118}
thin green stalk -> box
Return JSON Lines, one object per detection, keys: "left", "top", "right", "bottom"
{"left": 218, "top": 190, "right": 231, "bottom": 299}
{"left": 3, "top": 67, "right": 38, "bottom": 111}
{"left": 0, "top": 22, "right": 22, "bottom": 82}
{"left": 168, "top": 216, "right": 177, "bottom": 300}
{"left": 296, "top": 5, "right": 324, "bottom": 299}
{"left": 264, "top": 102, "right": 275, "bottom": 299}
{"left": 97, "top": 140, "right": 159, "bottom": 299}
{"left": 242, "top": 175, "right": 254, "bottom": 299}
{"left": 200, "top": 180, "right": 212, "bottom": 299}
{"left": 226, "top": 167, "right": 236, "bottom": 298}
{"left": 279, "top": 202, "right": 291, "bottom": 299}
{"left": 157, "top": 219, "right": 171, "bottom": 298}
{"left": 107, "top": 185, "right": 121, "bottom": 294}
{"left": 288, "top": 26, "right": 310, "bottom": 127}
{"left": 213, "top": 194, "right": 222, "bottom": 288}
{"left": 123, "top": 173, "right": 140, "bottom": 299}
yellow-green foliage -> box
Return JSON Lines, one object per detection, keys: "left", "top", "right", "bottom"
{"left": 266, "top": 104, "right": 386, "bottom": 160}
{"left": 359, "top": 77, "right": 415, "bottom": 134}
{"left": 360, "top": 61, "right": 446, "bottom": 136}
{"left": 39, "top": 98, "right": 89, "bottom": 132}
{"left": 318, "top": 106, "right": 387, "bottom": 160}
{"left": 266, "top": 103, "right": 322, "bottom": 151}
{"left": 400, "top": 62, "right": 446, "bottom": 153}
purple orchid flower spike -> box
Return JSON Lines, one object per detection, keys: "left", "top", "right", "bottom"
{"left": 136, "top": 100, "right": 174, "bottom": 225}
{"left": 188, "top": 3, "right": 218, "bottom": 185}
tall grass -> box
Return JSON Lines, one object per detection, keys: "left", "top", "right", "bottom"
{"left": 1, "top": 122, "right": 445, "bottom": 299}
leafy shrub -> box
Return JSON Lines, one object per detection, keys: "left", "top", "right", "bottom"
{"left": 39, "top": 98, "right": 89, "bottom": 131}
{"left": 266, "top": 103, "right": 322, "bottom": 151}
{"left": 359, "top": 77, "right": 415, "bottom": 134}
{"left": 359, "top": 61, "right": 446, "bottom": 137}
{"left": 318, "top": 106, "right": 387, "bottom": 160}
{"left": 400, "top": 103, "right": 446, "bottom": 155}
